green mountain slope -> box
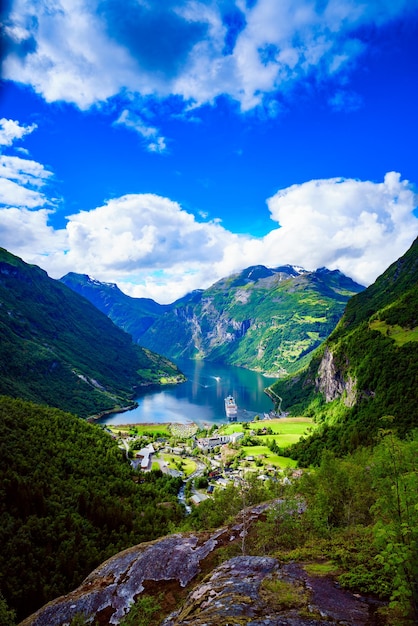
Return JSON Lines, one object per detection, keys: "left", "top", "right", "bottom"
{"left": 0, "top": 396, "right": 184, "bottom": 621}
{"left": 270, "top": 238, "right": 418, "bottom": 464}
{"left": 60, "top": 272, "right": 169, "bottom": 342}
{"left": 0, "top": 249, "right": 184, "bottom": 417}
{"left": 140, "top": 265, "right": 364, "bottom": 376}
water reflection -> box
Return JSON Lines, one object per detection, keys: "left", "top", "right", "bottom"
{"left": 99, "top": 359, "right": 275, "bottom": 427}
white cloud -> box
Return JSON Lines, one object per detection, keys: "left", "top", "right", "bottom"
{"left": 2, "top": 0, "right": 415, "bottom": 117}
{"left": 0, "top": 206, "right": 66, "bottom": 253}
{"left": 0, "top": 118, "right": 37, "bottom": 146}
{"left": 63, "top": 193, "right": 233, "bottom": 271}
{"left": 0, "top": 154, "right": 52, "bottom": 187}
{"left": 1, "top": 168, "right": 417, "bottom": 302}
{"left": 261, "top": 172, "right": 418, "bottom": 285}
{"left": 0, "top": 153, "right": 54, "bottom": 210}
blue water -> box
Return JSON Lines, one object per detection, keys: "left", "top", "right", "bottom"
{"left": 99, "top": 359, "right": 276, "bottom": 426}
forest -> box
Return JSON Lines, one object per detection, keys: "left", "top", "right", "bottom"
{"left": 0, "top": 396, "right": 183, "bottom": 623}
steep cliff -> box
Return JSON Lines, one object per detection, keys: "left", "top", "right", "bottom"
{"left": 270, "top": 237, "right": 418, "bottom": 462}
{"left": 315, "top": 347, "right": 357, "bottom": 407}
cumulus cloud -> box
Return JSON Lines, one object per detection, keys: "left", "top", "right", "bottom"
{"left": 0, "top": 206, "right": 66, "bottom": 254}
{"left": 1, "top": 162, "right": 417, "bottom": 302}
{"left": 63, "top": 193, "right": 233, "bottom": 271}
{"left": 261, "top": 172, "right": 418, "bottom": 285}
{"left": 2, "top": 0, "right": 416, "bottom": 119}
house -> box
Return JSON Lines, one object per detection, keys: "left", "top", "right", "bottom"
{"left": 190, "top": 492, "right": 208, "bottom": 506}
{"left": 135, "top": 443, "right": 155, "bottom": 470}
{"left": 229, "top": 431, "right": 244, "bottom": 444}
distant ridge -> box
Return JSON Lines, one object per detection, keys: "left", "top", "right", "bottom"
{"left": 60, "top": 272, "right": 169, "bottom": 343}
{"left": 63, "top": 264, "right": 364, "bottom": 377}
{"left": 0, "top": 249, "right": 184, "bottom": 417}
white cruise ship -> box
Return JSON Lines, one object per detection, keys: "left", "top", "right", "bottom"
{"left": 224, "top": 395, "right": 238, "bottom": 420}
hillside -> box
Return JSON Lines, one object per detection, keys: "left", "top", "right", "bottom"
{"left": 141, "top": 265, "right": 364, "bottom": 375}
{"left": 60, "top": 272, "right": 170, "bottom": 343}
{"left": 0, "top": 396, "right": 184, "bottom": 622}
{"left": 269, "top": 237, "right": 418, "bottom": 464}
{"left": 63, "top": 265, "right": 364, "bottom": 376}
{"left": 0, "top": 249, "right": 184, "bottom": 418}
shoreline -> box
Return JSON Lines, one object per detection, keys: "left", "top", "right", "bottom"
{"left": 88, "top": 402, "right": 138, "bottom": 423}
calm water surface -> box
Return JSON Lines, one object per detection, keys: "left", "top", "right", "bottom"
{"left": 99, "top": 360, "right": 276, "bottom": 427}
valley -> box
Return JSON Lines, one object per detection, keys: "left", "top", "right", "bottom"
{"left": 0, "top": 239, "right": 417, "bottom": 625}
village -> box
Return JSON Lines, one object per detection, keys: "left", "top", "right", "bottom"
{"left": 105, "top": 417, "right": 310, "bottom": 507}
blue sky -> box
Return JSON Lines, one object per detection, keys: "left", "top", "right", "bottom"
{"left": 0, "top": 0, "right": 418, "bottom": 303}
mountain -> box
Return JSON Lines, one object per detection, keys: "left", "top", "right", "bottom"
{"left": 140, "top": 265, "right": 364, "bottom": 375}
{"left": 270, "top": 237, "right": 418, "bottom": 464}
{"left": 60, "top": 272, "right": 170, "bottom": 342}
{"left": 0, "top": 249, "right": 184, "bottom": 418}
{"left": 63, "top": 265, "right": 364, "bottom": 377}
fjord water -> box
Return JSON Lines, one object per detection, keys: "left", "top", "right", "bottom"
{"left": 100, "top": 359, "right": 275, "bottom": 427}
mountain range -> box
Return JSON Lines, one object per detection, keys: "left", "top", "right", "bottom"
{"left": 0, "top": 248, "right": 184, "bottom": 418}
{"left": 61, "top": 265, "right": 364, "bottom": 377}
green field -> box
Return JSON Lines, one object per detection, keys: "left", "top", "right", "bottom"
{"left": 369, "top": 319, "right": 418, "bottom": 346}
{"left": 162, "top": 454, "right": 197, "bottom": 476}
{"left": 241, "top": 446, "right": 297, "bottom": 469}
{"left": 220, "top": 417, "right": 315, "bottom": 470}
{"left": 220, "top": 417, "right": 314, "bottom": 438}
{"left": 107, "top": 423, "right": 171, "bottom": 437}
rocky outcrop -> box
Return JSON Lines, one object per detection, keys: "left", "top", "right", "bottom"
{"left": 19, "top": 503, "right": 276, "bottom": 626}
{"left": 316, "top": 347, "right": 357, "bottom": 407}
{"left": 162, "top": 557, "right": 375, "bottom": 626}
{"left": 20, "top": 502, "right": 383, "bottom": 626}
{"left": 19, "top": 530, "right": 229, "bottom": 626}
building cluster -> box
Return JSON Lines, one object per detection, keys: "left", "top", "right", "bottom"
{"left": 194, "top": 431, "right": 244, "bottom": 451}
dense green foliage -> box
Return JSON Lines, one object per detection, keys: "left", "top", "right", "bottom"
{"left": 257, "top": 433, "right": 418, "bottom": 623}
{"left": 269, "top": 238, "right": 418, "bottom": 463}
{"left": 137, "top": 265, "right": 363, "bottom": 375}
{"left": 0, "top": 248, "right": 184, "bottom": 417}
{"left": 0, "top": 396, "right": 184, "bottom": 622}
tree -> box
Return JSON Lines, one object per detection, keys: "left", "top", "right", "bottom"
{"left": 372, "top": 429, "right": 418, "bottom": 621}
{"left": 0, "top": 593, "right": 16, "bottom": 626}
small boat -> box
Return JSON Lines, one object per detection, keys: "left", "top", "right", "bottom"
{"left": 225, "top": 395, "right": 238, "bottom": 420}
